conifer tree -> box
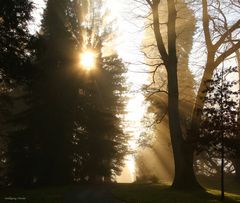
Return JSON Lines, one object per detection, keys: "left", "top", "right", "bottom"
{"left": 72, "top": 0, "right": 128, "bottom": 182}
{"left": 0, "top": 0, "right": 34, "bottom": 187}
{"left": 6, "top": 0, "right": 128, "bottom": 186}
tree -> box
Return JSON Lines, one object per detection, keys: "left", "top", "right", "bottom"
{"left": 6, "top": 0, "right": 87, "bottom": 186}
{"left": 143, "top": 0, "right": 200, "bottom": 189}
{"left": 29, "top": 0, "right": 87, "bottom": 185}
{"left": 138, "top": 0, "right": 196, "bottom": 184}
{"left": 189, "top": 0, "right": 240, "bottom": 145}
{"left": 72, "top": 0, "right": 128, "bottom": 182}
{"left": 196, "top": 66, "right": 240, "bottom": 199}
{"left": 0, "top": 0, "right": 34, "bottom": 187}
{"left": 0, "top": 0, "right": 33, "bottom": 84}
{"left": 5, "top": 0, "right": 128, "bottom": 186}
{"left": 73, "top": 55, "right": 128, "bottom": 182}
{"left": 185, "top": 0, "right": 240, "bottom": 184}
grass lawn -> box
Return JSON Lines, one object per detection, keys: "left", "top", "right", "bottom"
{"left": 0, "top": 183, "right": 239, "bottom": 202}
{"left": 0, "top": 185, "right": 75, "bottom": 203}
{"left": 111, "top": 183, "right": 240, "bottom": 203}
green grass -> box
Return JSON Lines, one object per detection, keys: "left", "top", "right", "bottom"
{"left": 197, "top": 176, "right": 240, "bottom": 195}
{"left": 0, "top": 183, "right": 239, "bottom": 203}
{"left": 111, "top": 183, "right": 240, "bottom": 203}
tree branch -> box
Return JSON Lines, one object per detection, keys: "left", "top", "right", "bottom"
{"left": 215, "top": 41, "right": 240, "bottom": 67}
{"left": 214, "top": 20, "right": 240, "bottom": 50}
{"left": 151, "top": 0, "right": 168, "bottom": 64}
{"left": 202, "top": 0, "right": 213, "bottom": 51}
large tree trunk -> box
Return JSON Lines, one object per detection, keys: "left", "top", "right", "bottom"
{"left": 163, "top": 0, "right": 200, "bottom": 189}
{"left": 167, "top": 61, "right": 200, "bottom": 189}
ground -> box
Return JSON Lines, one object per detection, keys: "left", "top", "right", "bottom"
{"left": 0, "top": 183, "right": 239, "bottom": 203}
{"left": 112, "top": 183, "right": 240, "bottom": 203}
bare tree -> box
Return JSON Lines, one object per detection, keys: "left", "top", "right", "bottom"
{"left": 189, "top": 0, "right": 240, "bottom": 141}
{"left": 144, "top": 0, "right": 200, "bottom": 189}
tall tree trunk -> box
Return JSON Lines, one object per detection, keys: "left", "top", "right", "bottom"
{"left": 148, "top": 0, "right": 201, "bottom": 189}
{"left": 168, "top": 0, "right": 200, "bottom": 189}
{"left": 167, "top": 60, "right": 199, "bottom": 189}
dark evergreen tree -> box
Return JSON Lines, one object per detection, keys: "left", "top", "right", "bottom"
{"left": 0, "top": 0, "right": 33, "bottom": 83}
{"left": 72, "top": 0, "right": 128, "bottom": 182}
{"left": 0, "top": 0, "right": 34, "bottom": 187}
{"left": 28, "top": 0, "right": 86, "bottom": 185}
{"left": 4, "top": 0, "right": 128, "bottom": 187}
{"left": 73, "top": 54, "right": 128, "bottom": 182}
{"left": 5, "top": 0, "right": 86, "bottom": 186}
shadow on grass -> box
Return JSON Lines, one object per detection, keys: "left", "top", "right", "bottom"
{"left": 0, "top": 183, "right": 239, "bottom": 203}
{"left": 111, "top": 183, "right": 240, "bottom": 203}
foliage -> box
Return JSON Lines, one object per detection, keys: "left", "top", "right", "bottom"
{"left": 72, "top": 0, "right": 128, "bottom": 182}
{"left": 2, "top": 0, "right": 128, "bottom": 187}
{"left": 196, "top": 66, "right": 240, "bottom": 177}
{"left": 73, "top": 55, "right": 128, "bottom": 181}
{"left": 0, "top": 0, "right": 33, "bottom": 83}
{"left": 0, "top": 0, "right": 34, "bottom": 187}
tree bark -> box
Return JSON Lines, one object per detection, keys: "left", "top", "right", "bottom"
{"left": 148, "top": 0, "right": 201, "bottom": 190}
{"left": 167, "top": 60, "right": 200, "bottom": 189}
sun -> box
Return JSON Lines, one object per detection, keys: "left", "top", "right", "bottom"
{"left": 80, "top": 51, "right": 96, "bottom": 70}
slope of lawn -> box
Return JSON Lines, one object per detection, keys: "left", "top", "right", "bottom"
{"left": 111, "top": 183, "right": 240, "bottom": 203}
{"left": 0, "top": 182, "right": 239, "bottom": 203}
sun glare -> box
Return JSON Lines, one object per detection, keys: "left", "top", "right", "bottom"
{"left": 80, "top": 51, "right": 95, "bottom": 70}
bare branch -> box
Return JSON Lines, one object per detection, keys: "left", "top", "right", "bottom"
{"left": 215, "top": 41, "right": 240, "bottom": 67}
{"left": 151, "top": 0, "right": 168, "bottom": 63}
{"left": 202, "top": 0, "right": 213, "bottom": 51}
{"left": 214, "top": 20, "right": 240, "bottom": 50}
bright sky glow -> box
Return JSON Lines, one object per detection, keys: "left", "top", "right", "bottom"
{"left": 104, "top": 0, "right": 149, "bottom": 183}
{"left": 29, "top": 0, "right": 46, "bottom": 34}
{"left": 80, "top": 51, "right": 96, "bottom": 71}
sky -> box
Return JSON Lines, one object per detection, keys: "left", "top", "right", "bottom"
{"left": 29, "top": 0, "right": 46, "bottom": 34}
{"left": 104, "top": 0, "right": 149, "bottom": 183}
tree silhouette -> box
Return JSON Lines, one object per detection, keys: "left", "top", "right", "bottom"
{"left": 139, "top": 0, "right": 196, "bottom": 184}
{"left": 197, "top": 66, "right": 240, "bottom": 199}
{"left": 143, "top": 0, "right": 200, "bottom": 189}
{"left": 0, "top": 0, "right": 35, "bottom": 187}
{"left": 72, "top": 0, "right": 128, "bottom": 182}
{"left": 4, "top": 0, "right": 128, "bottom": 186}
{"left": 0, "top": 0, "right": 33, "bottom": 84}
